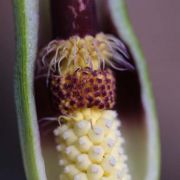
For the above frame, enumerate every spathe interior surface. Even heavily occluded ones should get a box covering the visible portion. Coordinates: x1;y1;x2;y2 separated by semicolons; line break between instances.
35;1;149;180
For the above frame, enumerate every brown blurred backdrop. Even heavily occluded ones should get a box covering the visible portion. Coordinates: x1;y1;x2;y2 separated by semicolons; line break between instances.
0;0;180;179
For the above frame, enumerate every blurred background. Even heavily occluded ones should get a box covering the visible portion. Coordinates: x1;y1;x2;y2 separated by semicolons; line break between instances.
0;0;179;179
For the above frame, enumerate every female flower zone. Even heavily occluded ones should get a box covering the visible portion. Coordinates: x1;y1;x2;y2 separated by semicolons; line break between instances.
38;33;133;180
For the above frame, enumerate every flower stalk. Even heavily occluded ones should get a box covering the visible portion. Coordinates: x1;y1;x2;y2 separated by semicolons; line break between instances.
50;0;98;38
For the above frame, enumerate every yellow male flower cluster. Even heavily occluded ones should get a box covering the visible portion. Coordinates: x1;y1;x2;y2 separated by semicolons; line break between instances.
54;109;130;180
40;33;131;180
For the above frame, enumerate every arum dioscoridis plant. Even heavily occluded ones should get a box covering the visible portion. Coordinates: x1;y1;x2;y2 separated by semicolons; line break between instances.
14;0;160;180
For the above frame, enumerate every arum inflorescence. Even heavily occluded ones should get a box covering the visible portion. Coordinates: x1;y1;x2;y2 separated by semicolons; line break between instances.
39;33;132;180
14;0;160;179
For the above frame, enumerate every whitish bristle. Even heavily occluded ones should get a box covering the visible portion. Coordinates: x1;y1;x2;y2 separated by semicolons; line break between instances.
38;33;133;78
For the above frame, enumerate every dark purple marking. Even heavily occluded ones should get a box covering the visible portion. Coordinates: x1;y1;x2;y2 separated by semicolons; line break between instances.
89;78;94;83
105;103;110;108
104;97;109;102
65;92;71;97
102;91;107;97
92;71;97;76
94;99;100;106
66;75;72;80
93;85;98;91
73;91;80;96
63;83;69;89
82;71;89;75
106;79;111;83
100;85;105;90
85;87;91;93
78;96;83;100
87;103;92;108
70;100;76;105
97;78;102;83
58;91;63;97
72;77;78;83
78;102;85;107
94;92;101;97
107;85;111;90
87;96;93;102
99;103;105;109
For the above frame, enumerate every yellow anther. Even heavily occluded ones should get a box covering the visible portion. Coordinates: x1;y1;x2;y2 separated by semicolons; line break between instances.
74;120;91;136
87;164;104;180
88;146;104;163
74;173;88;180
63;129;77;145
85;35;94;42
102;156;117;175
76;154;91;171
56;144;65;152
65;146;80;161
58;159;69;166
88;126;104;144
64;164;80;178
53;124;68;136
77;136;92;152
